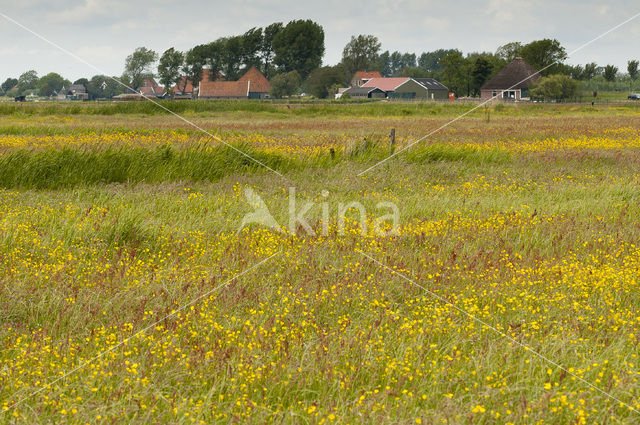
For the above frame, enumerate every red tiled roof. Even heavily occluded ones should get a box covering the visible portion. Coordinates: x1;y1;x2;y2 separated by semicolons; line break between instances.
139;77;163;94
362;78;409;91
237;66;271;93
355;71;382;79
199;80;249;98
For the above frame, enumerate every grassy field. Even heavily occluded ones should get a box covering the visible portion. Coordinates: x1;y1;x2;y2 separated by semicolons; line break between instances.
1;100;640;424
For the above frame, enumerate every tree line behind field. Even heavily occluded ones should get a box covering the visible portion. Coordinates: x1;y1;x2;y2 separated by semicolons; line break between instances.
2;20;639;100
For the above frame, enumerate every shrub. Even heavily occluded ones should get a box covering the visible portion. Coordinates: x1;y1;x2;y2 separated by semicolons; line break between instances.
531;74;578;101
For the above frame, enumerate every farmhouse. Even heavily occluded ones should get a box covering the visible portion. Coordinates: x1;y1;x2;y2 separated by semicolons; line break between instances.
199;66;271;99
57;84;88;101
350;71;382;87
480;57;539;100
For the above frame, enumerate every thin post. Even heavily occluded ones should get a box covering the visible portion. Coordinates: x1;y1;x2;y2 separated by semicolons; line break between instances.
389;128;396;155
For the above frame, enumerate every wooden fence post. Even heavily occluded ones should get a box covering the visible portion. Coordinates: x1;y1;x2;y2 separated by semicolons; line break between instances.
389;128;396;155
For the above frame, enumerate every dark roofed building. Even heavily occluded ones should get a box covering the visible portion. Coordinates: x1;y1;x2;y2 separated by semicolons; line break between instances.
362;77;449;100
414;78;449;100
343;86;386;99
480;57;539;100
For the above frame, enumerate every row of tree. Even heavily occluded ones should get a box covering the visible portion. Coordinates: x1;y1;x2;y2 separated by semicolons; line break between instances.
335;37;639;97
2;23;639;99
124;20;325;94
1;19;326;98
1;71;129;99
269;36;639;98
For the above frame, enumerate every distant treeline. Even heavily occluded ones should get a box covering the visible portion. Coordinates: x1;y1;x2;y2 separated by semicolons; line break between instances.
2;21;639;99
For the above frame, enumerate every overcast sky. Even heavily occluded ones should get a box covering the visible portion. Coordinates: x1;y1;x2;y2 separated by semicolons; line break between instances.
1;0;639;81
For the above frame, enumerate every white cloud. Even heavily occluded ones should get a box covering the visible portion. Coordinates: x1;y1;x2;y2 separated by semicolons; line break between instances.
47;0;125;23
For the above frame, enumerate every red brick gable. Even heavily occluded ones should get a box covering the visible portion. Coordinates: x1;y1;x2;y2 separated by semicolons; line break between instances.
237;66;271;93
355;71;382;79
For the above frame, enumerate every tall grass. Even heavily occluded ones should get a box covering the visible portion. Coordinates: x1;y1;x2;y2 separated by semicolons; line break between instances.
0;142;512;189
0;144;295;189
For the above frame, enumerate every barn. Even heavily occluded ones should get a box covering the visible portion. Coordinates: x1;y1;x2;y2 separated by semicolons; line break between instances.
414;78;449;100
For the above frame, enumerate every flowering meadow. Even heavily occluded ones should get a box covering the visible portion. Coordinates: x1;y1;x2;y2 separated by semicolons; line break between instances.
1;101;640;424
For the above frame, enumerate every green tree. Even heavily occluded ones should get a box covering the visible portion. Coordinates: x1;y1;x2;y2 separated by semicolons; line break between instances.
628;60;639;88
401;67;430;78
17;70;38;95
341;34;381;77
1;77;18;95
583;62;599;80
471;57;493;96
199;39;227;81
603;64;618;82
123;47;158;91
87;75;107;99
261;22;283;77
86;75;123;99
185;45;208;89
304;65;345;98
401;53;417;69
439;52;467;95
378;51;391;76
73;78;89;87
158;48;184;94
221;36;245;80
36;72;66;97
495;42;522;62
567;65;584;80
389;51;403;76
241;27;263;70
418;49;459;73
520;39;567;75
273;20;325;78
270;70;301;98
530;74;578;100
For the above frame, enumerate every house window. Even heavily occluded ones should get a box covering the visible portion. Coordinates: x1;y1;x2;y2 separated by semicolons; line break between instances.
492;91;498;98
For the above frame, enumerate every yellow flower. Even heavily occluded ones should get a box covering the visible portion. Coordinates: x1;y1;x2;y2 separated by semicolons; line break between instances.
472;405;486;413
